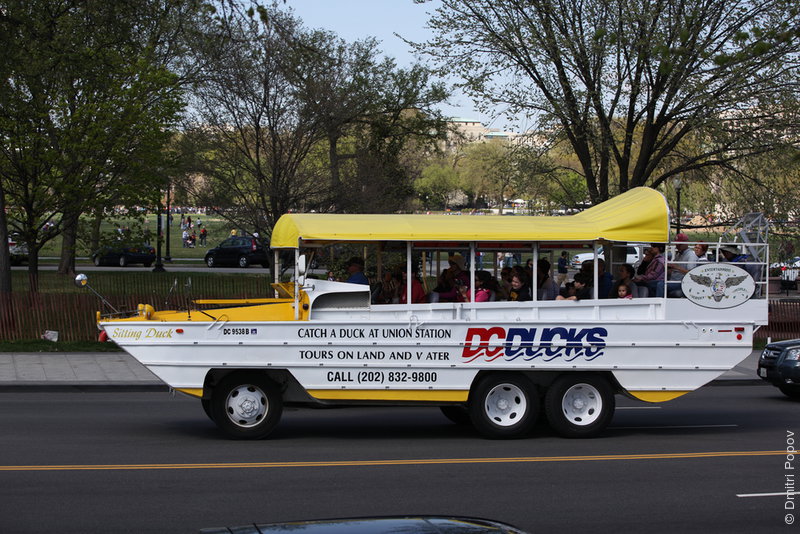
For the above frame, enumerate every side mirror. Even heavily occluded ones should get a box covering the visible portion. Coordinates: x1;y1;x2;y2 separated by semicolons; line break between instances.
74;273;88;288
297;254;307;276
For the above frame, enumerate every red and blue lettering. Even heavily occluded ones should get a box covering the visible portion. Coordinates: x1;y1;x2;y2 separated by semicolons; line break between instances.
462;326;607;363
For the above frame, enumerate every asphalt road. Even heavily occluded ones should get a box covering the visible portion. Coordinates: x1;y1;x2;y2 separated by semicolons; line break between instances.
0;384;797;534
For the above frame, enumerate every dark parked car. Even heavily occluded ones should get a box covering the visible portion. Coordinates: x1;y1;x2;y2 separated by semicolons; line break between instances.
92;243;156;267
757;339;800;398
8;236;28;265
199;516;529;534
204;235;269;268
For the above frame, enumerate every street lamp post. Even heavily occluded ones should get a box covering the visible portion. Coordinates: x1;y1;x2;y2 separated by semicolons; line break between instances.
152;200;165;272
673;177;683;234
164;184;171;263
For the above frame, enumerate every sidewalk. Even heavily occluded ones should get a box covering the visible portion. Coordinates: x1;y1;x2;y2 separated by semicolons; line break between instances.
0;349;763;389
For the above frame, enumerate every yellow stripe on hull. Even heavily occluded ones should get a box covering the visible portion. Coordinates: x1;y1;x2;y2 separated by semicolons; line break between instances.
307;389;469;402
175;388;204;399
627;390;690;402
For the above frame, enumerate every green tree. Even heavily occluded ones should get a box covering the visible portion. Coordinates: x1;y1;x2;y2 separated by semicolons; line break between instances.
415;161;460;209
416;0;800;204
0;0;198;289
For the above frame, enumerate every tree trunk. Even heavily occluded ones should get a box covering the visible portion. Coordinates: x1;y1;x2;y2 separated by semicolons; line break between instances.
57;210;80;275
328;132;341;208
90;210;102;253
0;185;11;294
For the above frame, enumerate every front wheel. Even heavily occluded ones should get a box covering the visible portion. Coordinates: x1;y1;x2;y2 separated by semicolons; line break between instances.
778;385;800;399
469;373;538;439
119;255;128;267
93;256;102;267
205;256;215;268
210;372;283;439
545;374;615;438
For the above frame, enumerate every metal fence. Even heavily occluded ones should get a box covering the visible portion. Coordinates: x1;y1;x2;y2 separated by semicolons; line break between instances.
1;273;275;342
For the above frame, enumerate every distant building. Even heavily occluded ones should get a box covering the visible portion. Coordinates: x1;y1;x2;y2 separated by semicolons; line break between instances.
444;118;545;151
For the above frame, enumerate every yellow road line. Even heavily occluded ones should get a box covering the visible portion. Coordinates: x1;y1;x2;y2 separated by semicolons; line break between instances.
0;450;784;472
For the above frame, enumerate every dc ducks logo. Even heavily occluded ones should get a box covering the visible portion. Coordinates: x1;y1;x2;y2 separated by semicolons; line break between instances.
462;326;608;363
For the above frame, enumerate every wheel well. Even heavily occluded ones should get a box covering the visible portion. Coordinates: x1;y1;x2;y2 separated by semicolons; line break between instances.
468;370;622;401
202;368;311;403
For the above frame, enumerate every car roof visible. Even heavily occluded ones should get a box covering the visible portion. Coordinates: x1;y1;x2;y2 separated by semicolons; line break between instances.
199;516;528;534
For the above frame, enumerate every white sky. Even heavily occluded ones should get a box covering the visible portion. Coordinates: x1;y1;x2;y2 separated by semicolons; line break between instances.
286;0;491;124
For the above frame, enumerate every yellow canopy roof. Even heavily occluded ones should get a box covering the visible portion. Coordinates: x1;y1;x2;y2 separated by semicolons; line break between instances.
270;187;669;249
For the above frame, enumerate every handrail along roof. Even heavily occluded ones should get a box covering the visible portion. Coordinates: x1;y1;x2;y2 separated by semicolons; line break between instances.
270;187;669;249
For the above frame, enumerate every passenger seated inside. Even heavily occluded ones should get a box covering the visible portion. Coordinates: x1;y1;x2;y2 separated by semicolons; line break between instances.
613;281;633;299
345;257;369;285
508;271;532;301
475;270;501;302
610;263;637;298
580;258;612;299
557;272;592;300
660;233;698;297
633;244;665;296
399;267;426;304
536;258;559;300
429;254;469;302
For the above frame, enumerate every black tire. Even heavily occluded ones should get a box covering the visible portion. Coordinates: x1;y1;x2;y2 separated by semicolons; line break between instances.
469;373;539;439
93;256;102;267
205;256;215;268
210;372;282;439
545;374;615;438
238;255;250;268
440;405;471;426
119;255;128;267
778;385;800;399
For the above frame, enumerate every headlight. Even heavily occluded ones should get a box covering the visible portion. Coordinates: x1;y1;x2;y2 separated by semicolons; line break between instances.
785;348;800;361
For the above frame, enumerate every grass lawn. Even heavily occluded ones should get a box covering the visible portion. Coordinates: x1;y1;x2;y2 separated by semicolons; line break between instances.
37;213;240;262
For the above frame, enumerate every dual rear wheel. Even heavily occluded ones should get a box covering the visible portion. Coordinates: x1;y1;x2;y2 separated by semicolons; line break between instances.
466;373;615;439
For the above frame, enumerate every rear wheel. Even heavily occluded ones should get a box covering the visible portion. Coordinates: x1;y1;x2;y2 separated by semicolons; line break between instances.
778;385;800;399
119;255;128;267
545;374;615;438
469;373;538;439
238;255;250;268
210;372;283;439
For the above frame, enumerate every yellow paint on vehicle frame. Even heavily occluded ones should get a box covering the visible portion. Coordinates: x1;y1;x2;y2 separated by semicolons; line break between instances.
175;388;204;398
627;390;690;402
307;389;469;402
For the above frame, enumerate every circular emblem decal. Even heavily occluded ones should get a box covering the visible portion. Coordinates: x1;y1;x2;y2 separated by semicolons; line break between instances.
681;263;755;309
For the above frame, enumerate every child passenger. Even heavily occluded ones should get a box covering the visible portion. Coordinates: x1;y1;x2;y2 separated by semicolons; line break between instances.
616;283;633;299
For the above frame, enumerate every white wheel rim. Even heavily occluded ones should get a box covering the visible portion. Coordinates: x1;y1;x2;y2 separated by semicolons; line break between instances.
225;384;268;428
484;383;527;427
561;383;602;426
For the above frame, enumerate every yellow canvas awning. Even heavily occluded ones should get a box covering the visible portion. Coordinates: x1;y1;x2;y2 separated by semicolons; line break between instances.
270;187;669;249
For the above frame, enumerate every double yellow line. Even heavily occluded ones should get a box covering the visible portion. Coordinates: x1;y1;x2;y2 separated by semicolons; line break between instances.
0;450;784;472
